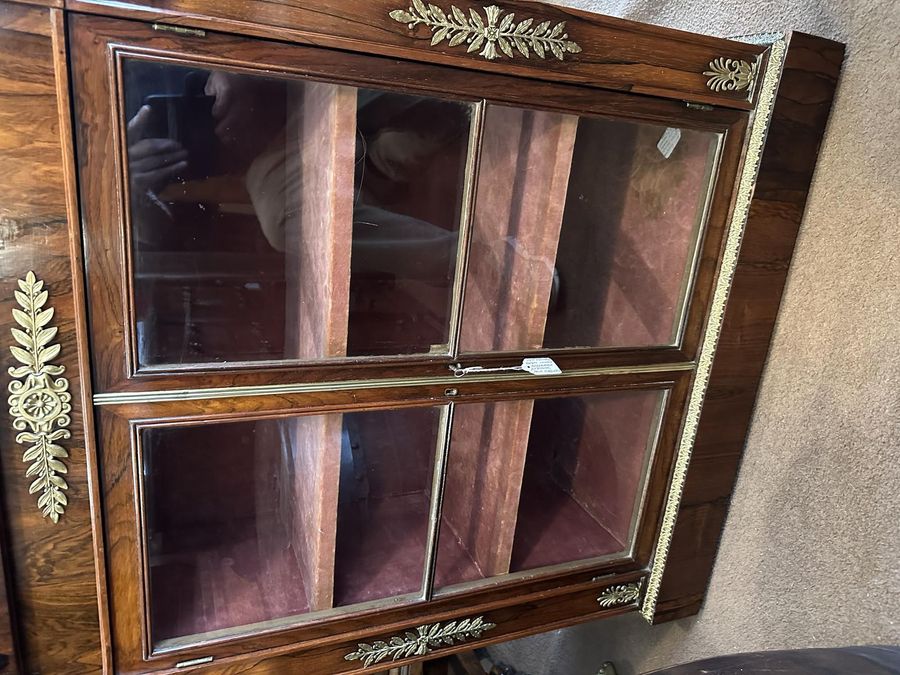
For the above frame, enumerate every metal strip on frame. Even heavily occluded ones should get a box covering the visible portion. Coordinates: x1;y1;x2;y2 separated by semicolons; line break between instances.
421;403;455;600
447;101;485;358
640;34;789;621
92;362;695;406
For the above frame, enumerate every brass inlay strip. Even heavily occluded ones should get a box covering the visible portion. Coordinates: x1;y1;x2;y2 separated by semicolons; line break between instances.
7;272;72;523
447;100;484;358
421;404;455;601
174;656;213;668
92;362;695;406
641;35;788;622
389;3;582;61
151;23;207;38
344;615;496;667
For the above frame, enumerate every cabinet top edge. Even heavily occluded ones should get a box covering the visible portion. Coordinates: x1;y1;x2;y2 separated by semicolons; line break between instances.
62;0;768;110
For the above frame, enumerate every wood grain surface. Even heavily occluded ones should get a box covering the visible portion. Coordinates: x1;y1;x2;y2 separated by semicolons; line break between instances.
652;31;846;623
0;3;105;672
64;0;765;109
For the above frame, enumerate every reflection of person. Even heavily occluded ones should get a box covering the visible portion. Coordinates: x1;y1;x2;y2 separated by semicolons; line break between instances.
127;67;467;288
127;62;472;361
126;70;286;201
127;106;187;195
203;71;287;171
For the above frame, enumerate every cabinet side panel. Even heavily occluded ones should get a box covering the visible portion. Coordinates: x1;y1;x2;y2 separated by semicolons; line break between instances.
0;2;104;671
653;32;845;622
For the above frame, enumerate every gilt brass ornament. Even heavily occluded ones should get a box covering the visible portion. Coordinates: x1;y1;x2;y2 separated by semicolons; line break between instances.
597;581;642;608
704;57;757;92
345;616;496;667
390;2;582;61
7;272;71;523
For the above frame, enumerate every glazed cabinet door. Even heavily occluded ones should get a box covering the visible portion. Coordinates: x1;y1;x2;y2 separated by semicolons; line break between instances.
117;406;449;649
68;11;750;674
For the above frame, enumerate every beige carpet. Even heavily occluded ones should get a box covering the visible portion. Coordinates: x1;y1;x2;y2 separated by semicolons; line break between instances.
488;0;900;673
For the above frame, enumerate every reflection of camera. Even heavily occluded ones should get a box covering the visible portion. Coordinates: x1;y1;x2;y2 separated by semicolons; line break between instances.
142;93;218;179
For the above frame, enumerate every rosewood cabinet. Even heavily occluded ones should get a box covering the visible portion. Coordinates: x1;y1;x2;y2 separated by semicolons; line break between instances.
0;1;843;673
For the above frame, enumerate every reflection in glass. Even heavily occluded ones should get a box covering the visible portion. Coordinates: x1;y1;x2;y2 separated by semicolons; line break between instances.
143;407;441;645
460;106;720;352
435;390;664;590
122;59;472;367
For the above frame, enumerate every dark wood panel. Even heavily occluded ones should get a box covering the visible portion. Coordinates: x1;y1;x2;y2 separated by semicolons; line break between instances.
0;501;20;674
156;573;646;675
652;31;845;623
65;0;764;109
0;2;105;671
3;0;61;10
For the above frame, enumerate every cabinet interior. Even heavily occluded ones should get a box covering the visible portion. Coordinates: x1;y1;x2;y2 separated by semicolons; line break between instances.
143;407;443;644
436;389;664;590
121;55;720;374
125;58;472;369
142;388;665;644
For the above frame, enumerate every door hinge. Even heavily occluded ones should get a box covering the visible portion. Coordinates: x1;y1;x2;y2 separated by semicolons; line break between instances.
152;23;207;38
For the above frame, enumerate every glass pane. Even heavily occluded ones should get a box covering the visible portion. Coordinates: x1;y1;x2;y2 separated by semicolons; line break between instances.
333;408;441;607
142;406;442;645
122;58;472;367
435;390;664;591
460;105;720;352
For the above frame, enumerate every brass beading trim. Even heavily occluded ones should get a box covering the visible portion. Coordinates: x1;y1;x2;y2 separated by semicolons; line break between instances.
641;35;789;621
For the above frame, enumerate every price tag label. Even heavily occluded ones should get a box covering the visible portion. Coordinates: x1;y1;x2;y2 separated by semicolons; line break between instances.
657;127;682;159
521;357;562;376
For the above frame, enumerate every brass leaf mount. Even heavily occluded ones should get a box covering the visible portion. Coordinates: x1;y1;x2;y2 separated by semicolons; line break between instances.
704;57;757;93
7;271;71;523
345;616;496;667
597;580;643;608
390;2;582;61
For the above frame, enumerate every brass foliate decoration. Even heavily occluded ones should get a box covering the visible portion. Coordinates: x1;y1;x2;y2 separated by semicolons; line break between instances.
597;581;643;608
345;616;496;667
704;57;757;93
7;272;71;523
389;2;582;61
